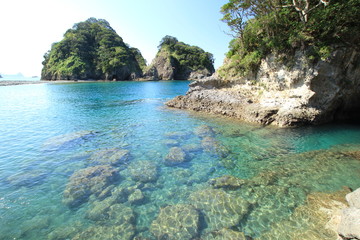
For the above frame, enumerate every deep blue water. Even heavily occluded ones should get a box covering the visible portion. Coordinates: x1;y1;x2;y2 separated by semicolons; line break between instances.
0;81;360;239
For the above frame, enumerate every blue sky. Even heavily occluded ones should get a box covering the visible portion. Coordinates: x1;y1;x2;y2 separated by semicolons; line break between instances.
0;0;232;76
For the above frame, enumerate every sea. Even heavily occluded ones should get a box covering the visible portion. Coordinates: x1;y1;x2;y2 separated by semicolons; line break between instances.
0;80;359;239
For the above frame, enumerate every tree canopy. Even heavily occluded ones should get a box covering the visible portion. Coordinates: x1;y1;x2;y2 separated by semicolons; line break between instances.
41;18;146;80
219;0;360;77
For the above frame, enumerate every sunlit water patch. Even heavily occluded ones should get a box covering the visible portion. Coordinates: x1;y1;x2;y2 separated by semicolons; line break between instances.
0;81;360;239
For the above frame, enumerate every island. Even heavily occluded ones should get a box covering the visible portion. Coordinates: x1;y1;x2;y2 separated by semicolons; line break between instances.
41;19;215;81
41;18;146;81
142;35;215;80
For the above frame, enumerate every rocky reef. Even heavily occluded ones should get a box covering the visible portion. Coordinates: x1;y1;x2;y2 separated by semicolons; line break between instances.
167;47;360;126
142;36;215;80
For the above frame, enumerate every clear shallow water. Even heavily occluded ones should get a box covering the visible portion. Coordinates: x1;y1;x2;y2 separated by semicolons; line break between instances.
0;81;359;239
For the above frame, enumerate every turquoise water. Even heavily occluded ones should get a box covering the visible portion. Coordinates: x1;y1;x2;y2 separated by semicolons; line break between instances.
0;81;360;240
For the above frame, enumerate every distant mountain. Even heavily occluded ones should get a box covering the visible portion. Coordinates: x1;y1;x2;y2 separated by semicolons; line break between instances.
41;18;146;81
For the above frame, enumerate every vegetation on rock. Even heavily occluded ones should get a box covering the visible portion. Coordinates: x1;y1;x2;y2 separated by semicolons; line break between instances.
41;18;146;80
218;0;360;79
145;35;215;80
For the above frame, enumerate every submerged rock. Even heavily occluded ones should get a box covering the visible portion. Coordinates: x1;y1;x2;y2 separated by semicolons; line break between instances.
89;148;130;166
150;204;200;240
129;160;159;183
202;228;247;240
72;224;135;240
201;137;230;158
164;147;187;166
6;170;47;187
209;175;246;190
194;125;215;138
63;165;119;207
43;130;95;150
258;188;350;240
128;189;145;205
189;188;249;232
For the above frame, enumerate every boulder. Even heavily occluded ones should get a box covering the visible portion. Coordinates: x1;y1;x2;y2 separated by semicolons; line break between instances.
338;208;360;240
63;165;119;207
150;204;200;240
7;170;47;187
345;187;360;208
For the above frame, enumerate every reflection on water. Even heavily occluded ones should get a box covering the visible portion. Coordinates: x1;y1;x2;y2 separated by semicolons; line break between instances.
0;81;360;239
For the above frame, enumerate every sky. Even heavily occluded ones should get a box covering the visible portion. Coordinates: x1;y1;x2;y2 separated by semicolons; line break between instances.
0;0;233;77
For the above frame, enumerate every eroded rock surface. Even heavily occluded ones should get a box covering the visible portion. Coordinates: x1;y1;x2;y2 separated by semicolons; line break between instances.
167;48;360;126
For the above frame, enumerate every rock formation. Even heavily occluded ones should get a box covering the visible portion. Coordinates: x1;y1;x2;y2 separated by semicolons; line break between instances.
167;47;360;126
143;35;215;80
338;187;360;239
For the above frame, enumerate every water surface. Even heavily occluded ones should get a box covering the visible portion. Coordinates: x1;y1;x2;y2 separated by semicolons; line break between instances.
0;81;359;239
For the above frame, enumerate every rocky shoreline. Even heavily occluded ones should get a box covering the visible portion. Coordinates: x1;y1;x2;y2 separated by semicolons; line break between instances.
167;47;360;127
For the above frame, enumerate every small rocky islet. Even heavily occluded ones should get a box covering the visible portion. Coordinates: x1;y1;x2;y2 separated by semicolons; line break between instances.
38;125;360;240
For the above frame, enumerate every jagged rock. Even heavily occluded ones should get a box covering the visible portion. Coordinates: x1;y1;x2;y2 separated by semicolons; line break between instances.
129;160;158;183
164;147;187;166
150;204;200;240
167;47;360;126
209;175;246;190
346;188;360;208
338;208;360;240
202;228;246;240
189;188;249;232
63;165;119;207
128;189;145;205
89;148;130;166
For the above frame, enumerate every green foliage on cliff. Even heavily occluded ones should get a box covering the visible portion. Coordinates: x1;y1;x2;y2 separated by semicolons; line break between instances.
42;18;146;80
219;0;360;79
158;35;215;75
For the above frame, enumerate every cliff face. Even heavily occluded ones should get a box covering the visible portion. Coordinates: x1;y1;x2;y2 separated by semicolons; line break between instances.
166;47;360;126
41;18;145;81
143;36;215;80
